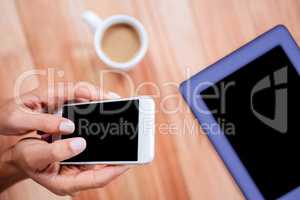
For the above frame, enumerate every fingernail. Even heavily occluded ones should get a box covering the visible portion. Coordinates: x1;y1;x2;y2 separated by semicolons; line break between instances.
107;91;121;99
59;120;75;133
70;138;86;153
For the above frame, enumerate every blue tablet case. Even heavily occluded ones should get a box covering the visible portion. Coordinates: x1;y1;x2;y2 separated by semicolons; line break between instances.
180;25;300;200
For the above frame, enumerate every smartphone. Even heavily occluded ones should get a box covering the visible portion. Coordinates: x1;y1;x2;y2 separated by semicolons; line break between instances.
52;96;155;165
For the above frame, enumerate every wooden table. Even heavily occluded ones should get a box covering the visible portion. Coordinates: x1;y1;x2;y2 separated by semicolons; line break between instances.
1;0;300;199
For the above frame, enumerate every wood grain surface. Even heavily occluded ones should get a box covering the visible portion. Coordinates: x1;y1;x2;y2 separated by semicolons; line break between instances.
0;0;300;199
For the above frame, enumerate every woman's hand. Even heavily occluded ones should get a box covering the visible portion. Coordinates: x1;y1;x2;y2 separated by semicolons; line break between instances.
0;82;113;136
0;81;127;195
5;137;129;196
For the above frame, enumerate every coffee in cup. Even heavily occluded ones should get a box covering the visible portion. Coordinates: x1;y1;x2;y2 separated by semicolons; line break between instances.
101;23;141;63
82;11;148;71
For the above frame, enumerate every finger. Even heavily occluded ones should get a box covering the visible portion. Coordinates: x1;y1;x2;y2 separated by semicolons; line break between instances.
47;137;86;163
22;83;120;113
20;94;44;111
79;164;106;171
73;82;103;101
62;165;130;193
39;82;104;110
74;84;120;101
75;90;121;103
32;137;86;168
21;111;75;135
22;82;99;112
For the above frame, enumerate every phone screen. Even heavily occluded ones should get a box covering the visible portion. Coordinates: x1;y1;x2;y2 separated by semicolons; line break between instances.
61;100;139;162
201;46;300;199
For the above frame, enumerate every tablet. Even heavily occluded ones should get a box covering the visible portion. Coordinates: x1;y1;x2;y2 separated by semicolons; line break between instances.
180;25;300;200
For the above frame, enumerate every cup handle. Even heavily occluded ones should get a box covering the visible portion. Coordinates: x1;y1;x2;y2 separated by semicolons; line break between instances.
82;10;103;32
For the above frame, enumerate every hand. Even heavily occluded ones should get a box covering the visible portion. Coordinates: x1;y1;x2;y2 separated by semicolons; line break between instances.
0;82;113;136
6;137;129;196
0;81;126;194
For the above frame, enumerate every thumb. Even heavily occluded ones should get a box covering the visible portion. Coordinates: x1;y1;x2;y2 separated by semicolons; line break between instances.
21;111;75;135
31;137;86;169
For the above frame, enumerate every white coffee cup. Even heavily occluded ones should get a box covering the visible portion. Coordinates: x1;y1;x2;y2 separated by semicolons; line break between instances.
82;10;149;71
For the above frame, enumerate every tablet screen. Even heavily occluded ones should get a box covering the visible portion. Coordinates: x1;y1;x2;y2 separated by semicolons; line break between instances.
201;46;300;199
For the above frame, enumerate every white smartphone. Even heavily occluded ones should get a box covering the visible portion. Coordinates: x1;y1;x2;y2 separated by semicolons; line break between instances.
52;96;155;165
